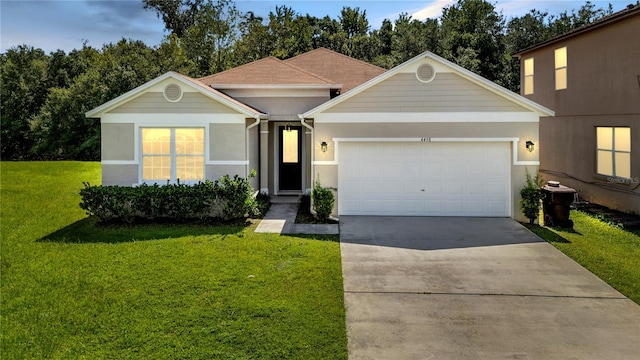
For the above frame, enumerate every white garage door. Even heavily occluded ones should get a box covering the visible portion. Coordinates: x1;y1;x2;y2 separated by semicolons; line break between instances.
338;142;510;216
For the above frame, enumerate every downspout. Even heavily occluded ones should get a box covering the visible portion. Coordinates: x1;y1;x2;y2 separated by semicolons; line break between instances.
298;114;314;194
246;113;266;180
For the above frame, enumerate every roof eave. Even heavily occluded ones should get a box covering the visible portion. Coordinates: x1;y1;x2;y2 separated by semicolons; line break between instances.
209;84;342;90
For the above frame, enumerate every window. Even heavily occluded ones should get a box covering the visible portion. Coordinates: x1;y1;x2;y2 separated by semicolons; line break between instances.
282;128;299;163
596;127;631;178
523;58;534;95
142;128;205;182
555;47;567;90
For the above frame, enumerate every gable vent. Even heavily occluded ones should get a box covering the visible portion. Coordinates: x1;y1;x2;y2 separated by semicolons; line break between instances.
416;64;436;83
163;84;183;102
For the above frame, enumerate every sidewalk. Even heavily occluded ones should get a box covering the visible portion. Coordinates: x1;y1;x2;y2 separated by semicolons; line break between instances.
254;196;339;235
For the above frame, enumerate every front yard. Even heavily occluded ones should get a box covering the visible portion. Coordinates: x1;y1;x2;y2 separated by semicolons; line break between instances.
525;211;640;304
0;162;347;359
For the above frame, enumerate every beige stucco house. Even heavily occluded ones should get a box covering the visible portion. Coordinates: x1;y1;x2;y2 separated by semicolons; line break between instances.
86;48;553;221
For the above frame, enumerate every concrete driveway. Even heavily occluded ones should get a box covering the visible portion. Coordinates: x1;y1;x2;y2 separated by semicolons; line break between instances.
340;216;640;360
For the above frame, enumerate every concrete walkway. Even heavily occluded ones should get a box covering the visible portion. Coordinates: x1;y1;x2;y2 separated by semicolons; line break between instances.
340;216;640;360
254;196;339;235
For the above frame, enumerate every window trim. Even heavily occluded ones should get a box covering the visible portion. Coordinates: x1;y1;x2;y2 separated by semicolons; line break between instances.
554;47;567;90
523;57;534;95
596;126;631;179
140;127;206;184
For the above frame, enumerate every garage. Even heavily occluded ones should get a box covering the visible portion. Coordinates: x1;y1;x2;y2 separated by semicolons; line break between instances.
338;141;511;216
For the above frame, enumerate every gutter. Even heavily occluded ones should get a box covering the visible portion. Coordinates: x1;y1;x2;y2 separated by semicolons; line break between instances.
298;114;316;214
246;113;269;178
298;114;314;191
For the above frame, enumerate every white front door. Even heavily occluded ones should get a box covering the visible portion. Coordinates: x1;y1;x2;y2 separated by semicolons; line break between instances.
338;142;510;216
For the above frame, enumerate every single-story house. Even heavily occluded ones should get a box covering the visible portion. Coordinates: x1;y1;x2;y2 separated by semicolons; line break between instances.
86;48;553;221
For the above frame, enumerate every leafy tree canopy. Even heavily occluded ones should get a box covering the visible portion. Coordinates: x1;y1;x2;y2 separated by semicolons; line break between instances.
0;0;612;160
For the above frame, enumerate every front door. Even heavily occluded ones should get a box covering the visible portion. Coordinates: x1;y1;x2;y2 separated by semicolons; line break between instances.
279;126;302;191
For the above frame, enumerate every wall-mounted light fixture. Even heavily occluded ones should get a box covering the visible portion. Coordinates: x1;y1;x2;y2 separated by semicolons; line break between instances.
320;141;328;153
526;140;535;152
285;124;292;132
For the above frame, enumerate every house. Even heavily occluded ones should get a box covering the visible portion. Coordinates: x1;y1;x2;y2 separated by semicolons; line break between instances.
514;4;640;214
86;48;553;221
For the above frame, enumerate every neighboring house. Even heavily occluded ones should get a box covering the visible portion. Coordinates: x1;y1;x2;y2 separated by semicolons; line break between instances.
515;4;640;214
86;48;553;221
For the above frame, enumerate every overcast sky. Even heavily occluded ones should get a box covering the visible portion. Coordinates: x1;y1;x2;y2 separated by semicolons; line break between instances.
0;0;631;53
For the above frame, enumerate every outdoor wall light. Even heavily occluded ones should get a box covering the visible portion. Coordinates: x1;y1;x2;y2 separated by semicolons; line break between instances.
320;141;328;153
285;124;292;132
526;140;535;152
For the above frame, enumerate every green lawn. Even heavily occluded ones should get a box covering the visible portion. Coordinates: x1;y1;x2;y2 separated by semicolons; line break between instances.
525;211;640;304
1;162;347;359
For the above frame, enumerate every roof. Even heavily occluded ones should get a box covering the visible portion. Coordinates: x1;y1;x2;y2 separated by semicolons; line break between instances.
198;56;341;89
302;50;555;118
515;3;640;56
85;72;266;118
284;48;386;92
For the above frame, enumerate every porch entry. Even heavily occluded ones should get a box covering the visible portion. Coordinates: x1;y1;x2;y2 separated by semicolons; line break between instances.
278;125;302;191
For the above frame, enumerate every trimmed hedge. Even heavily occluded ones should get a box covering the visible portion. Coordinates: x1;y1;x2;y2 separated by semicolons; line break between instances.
80;173;259;224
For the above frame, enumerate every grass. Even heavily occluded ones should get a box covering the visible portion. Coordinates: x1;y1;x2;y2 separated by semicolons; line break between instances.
1;162;347;359
524;210;640;304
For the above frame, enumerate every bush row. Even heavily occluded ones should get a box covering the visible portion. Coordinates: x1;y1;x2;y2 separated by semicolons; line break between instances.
80;173;260;224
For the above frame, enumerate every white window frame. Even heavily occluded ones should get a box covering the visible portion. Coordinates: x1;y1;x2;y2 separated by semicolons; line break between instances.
596;126;631;179
555;47;567;90
140;127;206;184
523;57;534;95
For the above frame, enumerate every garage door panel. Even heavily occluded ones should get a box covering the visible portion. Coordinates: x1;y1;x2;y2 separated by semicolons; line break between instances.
445;201;464;213
383;162;404;175
467;183;486;194
338;142;510;217
445;163;466;178
445;182;466;194
487;181;507;194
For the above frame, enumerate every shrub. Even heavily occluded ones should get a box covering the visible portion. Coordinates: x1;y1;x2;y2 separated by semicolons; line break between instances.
520;169;544;224
311;179;335;222
79;172;257;224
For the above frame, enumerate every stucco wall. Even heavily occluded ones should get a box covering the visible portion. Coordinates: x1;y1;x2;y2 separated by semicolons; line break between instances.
540;114;640;213
102;164;138;186
206;164;246;182
314;122;539;163
210;124;246;161
102;123;134;161
234;96;330;117
520;15;640;116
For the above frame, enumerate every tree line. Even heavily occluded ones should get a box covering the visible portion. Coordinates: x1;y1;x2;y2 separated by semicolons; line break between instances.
1;0;612;161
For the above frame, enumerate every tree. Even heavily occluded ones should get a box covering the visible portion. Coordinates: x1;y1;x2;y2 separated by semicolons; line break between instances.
309;15;346;53
30;40;164;160
181;0;240;75
143;0;204;37
233;11;271;64
0;46;50;159
338;7;375;60
266;6;313;59
440;0;506;84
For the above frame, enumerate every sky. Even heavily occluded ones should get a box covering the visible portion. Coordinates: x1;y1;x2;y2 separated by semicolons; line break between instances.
0;0;633;53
